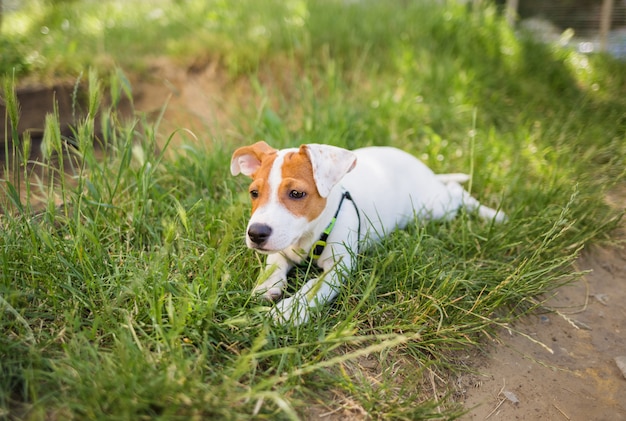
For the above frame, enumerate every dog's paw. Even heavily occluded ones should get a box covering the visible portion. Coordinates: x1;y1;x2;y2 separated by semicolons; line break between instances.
262;287;283;301
253;285;283;301
253;274;286;301
269;295;311;326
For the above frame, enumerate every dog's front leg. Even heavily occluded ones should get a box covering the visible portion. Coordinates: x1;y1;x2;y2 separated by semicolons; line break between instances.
271;254;352;326
253;253;292;301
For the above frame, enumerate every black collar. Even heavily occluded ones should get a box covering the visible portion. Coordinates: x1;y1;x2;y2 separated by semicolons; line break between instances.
309;191;360;260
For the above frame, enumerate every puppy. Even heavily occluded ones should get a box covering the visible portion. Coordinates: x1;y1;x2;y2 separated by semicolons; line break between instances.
231;141;505;325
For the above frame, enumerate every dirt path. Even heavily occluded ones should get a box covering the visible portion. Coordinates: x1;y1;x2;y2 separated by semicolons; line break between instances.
459;193;626;420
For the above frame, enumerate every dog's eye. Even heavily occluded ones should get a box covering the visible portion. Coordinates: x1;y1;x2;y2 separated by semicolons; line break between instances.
250;189;259;199
289;190;306;199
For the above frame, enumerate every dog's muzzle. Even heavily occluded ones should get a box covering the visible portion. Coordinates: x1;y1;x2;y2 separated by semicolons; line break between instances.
247;223;272;247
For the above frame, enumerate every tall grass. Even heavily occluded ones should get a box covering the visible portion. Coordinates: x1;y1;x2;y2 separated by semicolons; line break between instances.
1;0;625;419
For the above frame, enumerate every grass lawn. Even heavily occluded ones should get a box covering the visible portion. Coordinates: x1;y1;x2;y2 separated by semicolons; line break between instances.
1;0;625;419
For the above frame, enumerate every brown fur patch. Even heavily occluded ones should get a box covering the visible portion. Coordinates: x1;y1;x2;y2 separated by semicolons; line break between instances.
278;151;327;220
231;141;277;176
247;152;277;214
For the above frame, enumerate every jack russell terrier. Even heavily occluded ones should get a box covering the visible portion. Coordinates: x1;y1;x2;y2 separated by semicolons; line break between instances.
231;141;506;325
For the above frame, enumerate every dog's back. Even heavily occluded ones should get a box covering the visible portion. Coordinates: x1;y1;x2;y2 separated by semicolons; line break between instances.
341;147;461;235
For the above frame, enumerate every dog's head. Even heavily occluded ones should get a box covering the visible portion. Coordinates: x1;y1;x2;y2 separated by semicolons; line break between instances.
231;141;357;253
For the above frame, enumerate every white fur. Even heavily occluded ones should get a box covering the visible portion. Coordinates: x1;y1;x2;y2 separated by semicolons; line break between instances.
304;144;357;197
233;144;506;325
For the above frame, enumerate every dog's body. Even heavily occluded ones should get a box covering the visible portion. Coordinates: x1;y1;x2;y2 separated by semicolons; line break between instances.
231;141;505;325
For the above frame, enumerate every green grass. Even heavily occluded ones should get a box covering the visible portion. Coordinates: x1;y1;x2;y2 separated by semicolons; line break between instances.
2;0;626;419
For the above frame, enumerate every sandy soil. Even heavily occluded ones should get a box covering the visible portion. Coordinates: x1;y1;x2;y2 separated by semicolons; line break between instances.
3;59;625;420
459;231;626;421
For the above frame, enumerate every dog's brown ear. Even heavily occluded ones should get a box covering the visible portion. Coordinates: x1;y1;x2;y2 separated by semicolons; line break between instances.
301;144;357;197
231;141;276;176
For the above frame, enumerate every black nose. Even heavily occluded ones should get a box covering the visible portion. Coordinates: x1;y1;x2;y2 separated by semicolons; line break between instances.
247;223;272;245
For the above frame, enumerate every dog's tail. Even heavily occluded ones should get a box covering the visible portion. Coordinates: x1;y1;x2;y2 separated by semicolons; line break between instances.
436;173;470;184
